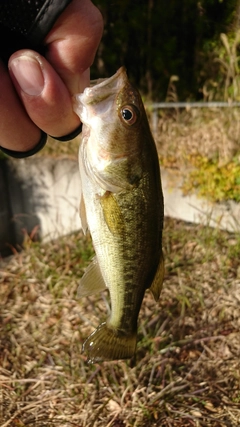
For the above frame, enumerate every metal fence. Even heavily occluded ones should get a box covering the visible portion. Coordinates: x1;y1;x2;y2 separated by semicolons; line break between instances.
149;101;240;135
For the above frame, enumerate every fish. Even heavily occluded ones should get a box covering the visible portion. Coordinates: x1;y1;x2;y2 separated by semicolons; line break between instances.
73;67;164;363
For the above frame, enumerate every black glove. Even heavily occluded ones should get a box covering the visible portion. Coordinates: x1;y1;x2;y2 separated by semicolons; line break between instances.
0;0;72;64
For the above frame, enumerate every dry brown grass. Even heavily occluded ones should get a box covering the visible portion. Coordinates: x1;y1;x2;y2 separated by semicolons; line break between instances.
155;107;240;167
0;218;240;427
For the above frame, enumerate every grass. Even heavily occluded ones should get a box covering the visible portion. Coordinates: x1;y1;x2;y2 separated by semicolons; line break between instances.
155;106;240;202
157;107;240;166
0;217;240;426
182;155;240;203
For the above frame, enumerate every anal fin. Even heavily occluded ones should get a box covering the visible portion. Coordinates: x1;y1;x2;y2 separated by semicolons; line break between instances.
77;257;107;297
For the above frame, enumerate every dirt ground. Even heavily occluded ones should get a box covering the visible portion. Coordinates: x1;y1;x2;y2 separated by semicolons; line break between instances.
0;217;239;427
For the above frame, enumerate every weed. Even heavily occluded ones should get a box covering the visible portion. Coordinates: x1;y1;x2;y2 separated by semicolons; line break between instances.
203;31;240;102
182;154;240;202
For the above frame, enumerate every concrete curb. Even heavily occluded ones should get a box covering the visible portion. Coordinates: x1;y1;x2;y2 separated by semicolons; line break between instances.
161;168;240;232
1;157;239;255
1;158;80;254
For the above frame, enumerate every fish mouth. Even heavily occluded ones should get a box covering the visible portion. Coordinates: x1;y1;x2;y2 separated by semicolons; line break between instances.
80;67;128;105
89;67;126;88
73;67;129;124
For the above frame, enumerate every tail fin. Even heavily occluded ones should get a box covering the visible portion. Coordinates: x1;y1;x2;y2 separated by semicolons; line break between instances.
82;322;137;363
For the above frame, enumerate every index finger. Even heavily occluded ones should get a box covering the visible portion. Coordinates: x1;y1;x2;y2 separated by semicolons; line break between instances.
44;0;103;94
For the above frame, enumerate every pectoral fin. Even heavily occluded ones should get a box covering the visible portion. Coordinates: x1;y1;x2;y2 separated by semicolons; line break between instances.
77;257;107;297
100;191;125;237
149;252;165;302
94;158;142;193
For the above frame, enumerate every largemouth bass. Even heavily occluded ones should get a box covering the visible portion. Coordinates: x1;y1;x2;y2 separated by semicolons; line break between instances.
73;67;164;363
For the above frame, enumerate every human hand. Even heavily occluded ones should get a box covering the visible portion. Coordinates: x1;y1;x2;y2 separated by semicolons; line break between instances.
0;0;103;155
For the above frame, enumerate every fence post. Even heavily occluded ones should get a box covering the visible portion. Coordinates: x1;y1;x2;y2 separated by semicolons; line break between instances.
152;108;158;138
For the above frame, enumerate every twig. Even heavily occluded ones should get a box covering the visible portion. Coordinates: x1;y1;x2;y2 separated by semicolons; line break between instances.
149;379;189;405
1;397;54;427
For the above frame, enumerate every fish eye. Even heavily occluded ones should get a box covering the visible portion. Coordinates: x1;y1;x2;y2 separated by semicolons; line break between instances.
121;105;138;125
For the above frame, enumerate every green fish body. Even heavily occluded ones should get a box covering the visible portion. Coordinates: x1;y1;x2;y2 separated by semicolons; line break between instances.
74;67;164;363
